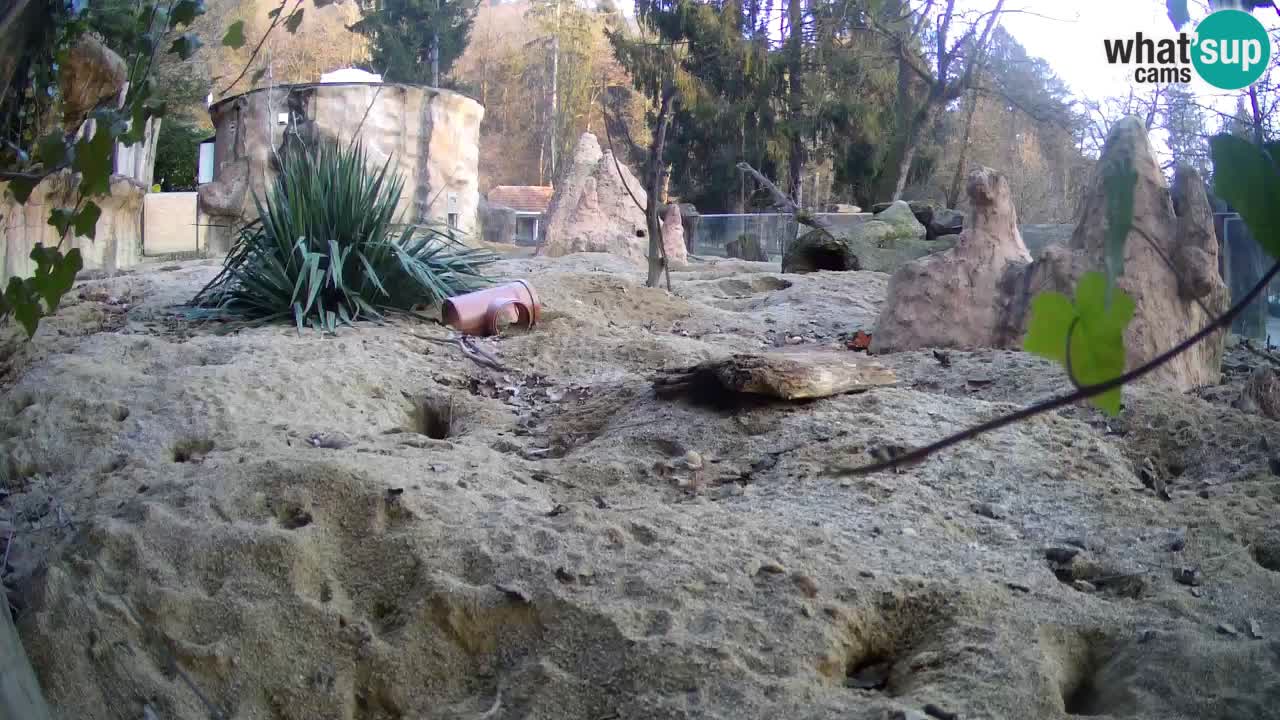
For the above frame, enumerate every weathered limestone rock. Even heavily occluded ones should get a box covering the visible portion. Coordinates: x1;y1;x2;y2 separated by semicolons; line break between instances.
203;83;483;243
872;117;1230;392
538;133;649;266
783;229;860;273
1;172;143;282
1025;118;1228;391
929;207;964;240
678;203;701;251
661;203;688;264
59;35;128;127
874;201;928;240
725;234;768;262
871;168;1031;353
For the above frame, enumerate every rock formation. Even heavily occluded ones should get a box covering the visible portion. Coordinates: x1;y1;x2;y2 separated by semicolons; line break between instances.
59;36;128;127
873;117;1229;392
661;203;688;264
783;228;861;273
871;168;1031;353
538;133;649;266
928;207;964;240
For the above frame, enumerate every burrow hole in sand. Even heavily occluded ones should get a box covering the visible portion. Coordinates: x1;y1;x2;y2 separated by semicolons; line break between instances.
407;393;467;439
1041;627;1118;717
834;592;955;695
172;438;215;463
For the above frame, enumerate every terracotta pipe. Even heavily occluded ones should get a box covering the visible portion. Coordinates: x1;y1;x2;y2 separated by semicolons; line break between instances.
442;280;540;336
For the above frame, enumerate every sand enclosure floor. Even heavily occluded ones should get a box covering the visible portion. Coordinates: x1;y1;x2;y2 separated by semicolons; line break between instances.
2;253;1280;719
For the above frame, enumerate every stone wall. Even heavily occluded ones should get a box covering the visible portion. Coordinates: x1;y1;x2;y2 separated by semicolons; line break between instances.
200;83;484;250
1;173;144;282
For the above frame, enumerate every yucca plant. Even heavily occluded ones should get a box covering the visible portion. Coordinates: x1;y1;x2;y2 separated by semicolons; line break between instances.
190;139;497;333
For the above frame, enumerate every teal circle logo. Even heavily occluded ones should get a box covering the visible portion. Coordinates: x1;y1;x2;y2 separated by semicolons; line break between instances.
1192;9;1271;90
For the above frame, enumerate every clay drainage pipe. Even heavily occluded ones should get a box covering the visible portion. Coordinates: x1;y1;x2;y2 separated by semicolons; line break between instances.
442;280;541;336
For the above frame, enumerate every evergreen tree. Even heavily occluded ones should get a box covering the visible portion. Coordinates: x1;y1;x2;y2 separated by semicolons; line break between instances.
350;0;479;85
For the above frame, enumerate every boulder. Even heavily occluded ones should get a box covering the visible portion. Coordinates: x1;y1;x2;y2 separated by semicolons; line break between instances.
1025;119;1228;391
59;35;128;127
875;201;928;239
928;207;964;240
479;198;517;244
782;228;860;273
1020;224;1074;257
661;203;688;264
678;203;701;252
871;168;1032;353
873;200;935;229
872;116;1230;393
725;234;768;262
538;133;649;266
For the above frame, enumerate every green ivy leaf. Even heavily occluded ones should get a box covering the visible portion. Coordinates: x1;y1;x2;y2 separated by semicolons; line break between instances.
29;245;84;313
1102;155;1136;292
36;131;71;168
1210;134;1280;259
169;0;206;28
1166;0;1190;29
1024;272;1135;416
222;20;246;49
284;8;304;33
170;32;203;59
72;122;115;197
268;5;282;19
3;277;42;338
74;202;101;240
7;175;39;203
48;207;76;237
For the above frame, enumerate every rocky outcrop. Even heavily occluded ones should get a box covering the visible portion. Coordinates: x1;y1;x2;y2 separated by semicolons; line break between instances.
873;117;1229;392
1025;119;1228;391
783;228;860;273
871;201;928;240
678;203;701;252
1;172;144;282
538;133;649;266
799;201;950;274
929;206;964;240
661;203;688;264
871;168;1031;353
59;36;128;127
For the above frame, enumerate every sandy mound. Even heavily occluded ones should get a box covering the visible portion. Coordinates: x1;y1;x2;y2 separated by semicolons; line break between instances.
2;256;1280;720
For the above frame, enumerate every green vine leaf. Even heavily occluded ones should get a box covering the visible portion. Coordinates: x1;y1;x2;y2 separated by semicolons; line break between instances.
170;32;203;59
285;8;305;33
1024;272;1135;416
222;20;246;49
29;245;84;313
36;131;70;168
72;122;115;197
1210;134;1280;259
3;277;42;338
48;207;76;237
6;176;40;203
74;202;102;240
169;0;206;28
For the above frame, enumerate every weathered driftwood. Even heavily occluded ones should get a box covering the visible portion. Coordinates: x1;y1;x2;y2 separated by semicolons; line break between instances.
654;352;897;401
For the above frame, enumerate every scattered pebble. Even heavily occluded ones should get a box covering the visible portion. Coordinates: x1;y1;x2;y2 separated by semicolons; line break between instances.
923;704;959;720
1217;622;1240;637
758;561;787;575
901;528;918;538
1072;580;1096;593
1173;566;1203;587
1190;587;1204;598
1044;546;1081;564
1006;582;1031;594
971;502;1005;520
792;572;819;598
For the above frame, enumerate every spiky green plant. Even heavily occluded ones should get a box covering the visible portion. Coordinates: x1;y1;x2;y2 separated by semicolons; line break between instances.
190;140;497;333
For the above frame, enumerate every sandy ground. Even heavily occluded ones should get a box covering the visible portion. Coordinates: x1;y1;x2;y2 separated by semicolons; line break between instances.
2;252;1280;720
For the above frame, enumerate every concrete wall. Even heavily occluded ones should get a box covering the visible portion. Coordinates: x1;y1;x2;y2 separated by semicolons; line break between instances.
200;82;484;247
142;191;205;255
1;173;144;282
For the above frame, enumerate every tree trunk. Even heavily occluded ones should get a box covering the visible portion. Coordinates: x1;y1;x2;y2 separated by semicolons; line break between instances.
946;88;979;208
646;87;675;288
786;0;804;206
548;0;561;181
